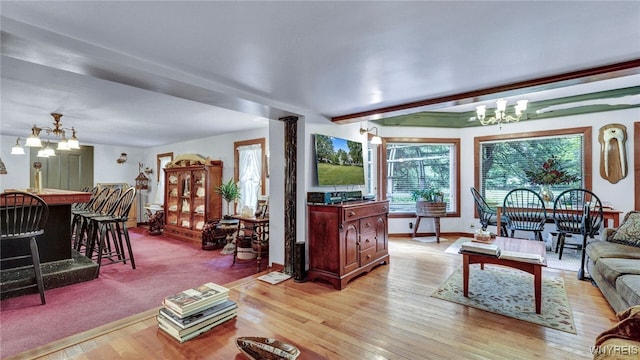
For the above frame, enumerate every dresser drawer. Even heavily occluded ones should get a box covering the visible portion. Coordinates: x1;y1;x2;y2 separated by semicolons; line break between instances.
359;231;376;250
359;216;379;234
360;246;377;266
343;203;388;222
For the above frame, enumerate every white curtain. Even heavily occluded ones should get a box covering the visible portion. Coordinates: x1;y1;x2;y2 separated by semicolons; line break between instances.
238;144;262;213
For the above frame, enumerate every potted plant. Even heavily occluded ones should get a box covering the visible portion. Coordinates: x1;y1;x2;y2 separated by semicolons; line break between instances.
215;178;241;217
524;155;579;202
411;188;446;217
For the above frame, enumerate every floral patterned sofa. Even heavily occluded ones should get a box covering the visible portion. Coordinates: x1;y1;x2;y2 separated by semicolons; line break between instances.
586;211;640;313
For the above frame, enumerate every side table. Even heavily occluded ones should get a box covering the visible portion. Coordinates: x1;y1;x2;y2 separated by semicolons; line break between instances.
412;215;441;243
232;216;269;272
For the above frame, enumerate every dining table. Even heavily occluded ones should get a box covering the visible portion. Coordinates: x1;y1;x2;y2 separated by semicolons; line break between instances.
495;205;621;280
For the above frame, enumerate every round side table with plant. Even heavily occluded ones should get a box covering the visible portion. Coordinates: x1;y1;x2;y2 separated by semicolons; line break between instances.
411;187;446;242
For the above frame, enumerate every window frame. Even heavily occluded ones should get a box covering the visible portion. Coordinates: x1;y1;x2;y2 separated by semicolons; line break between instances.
380;137;461;218
473;127;593;217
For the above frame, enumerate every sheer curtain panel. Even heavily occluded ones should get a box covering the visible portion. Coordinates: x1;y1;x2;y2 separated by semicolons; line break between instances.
238;144;262;213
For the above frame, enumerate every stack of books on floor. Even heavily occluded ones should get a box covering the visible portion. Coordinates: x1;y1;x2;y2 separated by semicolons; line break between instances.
157;282;238;343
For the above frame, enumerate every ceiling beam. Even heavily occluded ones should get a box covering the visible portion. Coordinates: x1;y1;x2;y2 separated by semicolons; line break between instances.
331;59;640;124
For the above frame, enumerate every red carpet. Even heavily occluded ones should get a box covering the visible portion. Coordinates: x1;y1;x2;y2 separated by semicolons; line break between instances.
0;227;261;358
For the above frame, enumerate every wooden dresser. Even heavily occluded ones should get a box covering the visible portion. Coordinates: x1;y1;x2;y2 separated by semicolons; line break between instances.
307;200;389;290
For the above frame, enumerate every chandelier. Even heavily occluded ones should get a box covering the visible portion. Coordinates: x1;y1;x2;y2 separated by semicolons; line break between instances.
11;113;80;157
475;99;528;128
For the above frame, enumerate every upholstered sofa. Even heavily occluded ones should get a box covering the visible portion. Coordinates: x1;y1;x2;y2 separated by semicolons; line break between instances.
586;211;640;313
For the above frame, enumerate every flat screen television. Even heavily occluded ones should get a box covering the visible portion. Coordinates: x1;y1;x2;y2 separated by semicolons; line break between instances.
314;134;365;186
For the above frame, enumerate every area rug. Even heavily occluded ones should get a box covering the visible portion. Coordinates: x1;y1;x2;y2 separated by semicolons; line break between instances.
444;237;581;272
432;266;576;334
412;236;450;243
0;227;262;358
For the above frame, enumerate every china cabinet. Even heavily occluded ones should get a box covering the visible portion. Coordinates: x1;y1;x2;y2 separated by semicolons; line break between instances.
163;159;223;243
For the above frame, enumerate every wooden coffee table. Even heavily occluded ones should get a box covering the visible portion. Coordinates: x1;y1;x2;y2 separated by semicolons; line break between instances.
461;237;547;314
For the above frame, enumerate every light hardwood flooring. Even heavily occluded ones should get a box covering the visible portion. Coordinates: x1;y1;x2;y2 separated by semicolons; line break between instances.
9;236;617;360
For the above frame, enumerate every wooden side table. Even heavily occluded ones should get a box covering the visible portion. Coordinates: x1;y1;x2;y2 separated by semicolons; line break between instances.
412;215;441;243
232;216;269;272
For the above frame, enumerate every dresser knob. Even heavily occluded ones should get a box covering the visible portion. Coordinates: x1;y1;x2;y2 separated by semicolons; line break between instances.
348;211;355;217
365;222;371;228
382;206;387;210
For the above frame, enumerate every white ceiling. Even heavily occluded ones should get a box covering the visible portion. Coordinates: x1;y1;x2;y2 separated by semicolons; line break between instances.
1;1;639;147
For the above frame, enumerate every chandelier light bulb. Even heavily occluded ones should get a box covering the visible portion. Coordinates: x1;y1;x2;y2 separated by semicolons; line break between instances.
57;139;70;151
67;128;80;149
43;144;56;157
25;126;43;147
475;105;486;121
11;138;26;155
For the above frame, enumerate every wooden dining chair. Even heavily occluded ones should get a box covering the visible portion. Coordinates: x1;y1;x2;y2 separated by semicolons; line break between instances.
470;187;507;236
0;191;49;304
553;188;603;280
502;188;547;241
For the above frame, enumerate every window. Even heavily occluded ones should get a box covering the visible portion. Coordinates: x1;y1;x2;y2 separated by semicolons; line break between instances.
474;127;592;205
234;138;266;213
382;138;460;214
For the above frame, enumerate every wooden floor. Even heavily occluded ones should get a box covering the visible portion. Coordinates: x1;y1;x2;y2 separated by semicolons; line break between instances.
9;236;617;360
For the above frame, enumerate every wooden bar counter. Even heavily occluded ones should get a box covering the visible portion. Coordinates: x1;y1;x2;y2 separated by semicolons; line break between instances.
2;188;91;267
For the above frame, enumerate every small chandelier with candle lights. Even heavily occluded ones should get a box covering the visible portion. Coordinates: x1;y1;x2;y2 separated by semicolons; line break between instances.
475;99;528;128
13;113;80;157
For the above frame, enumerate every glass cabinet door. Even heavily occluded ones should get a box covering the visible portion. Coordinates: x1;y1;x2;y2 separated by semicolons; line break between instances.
178;172;191;228
192;170;206;231
165;172;179;226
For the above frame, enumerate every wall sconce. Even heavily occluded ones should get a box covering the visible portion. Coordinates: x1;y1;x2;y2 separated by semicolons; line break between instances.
144;166;153;175
0;158;7;174
359;126;382;145
116;153;128;164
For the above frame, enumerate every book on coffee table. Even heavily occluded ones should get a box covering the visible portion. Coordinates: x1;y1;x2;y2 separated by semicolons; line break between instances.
460;241;500;256
498;250;544;264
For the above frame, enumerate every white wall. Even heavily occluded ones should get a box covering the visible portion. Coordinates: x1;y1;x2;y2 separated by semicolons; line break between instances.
142;128;269;211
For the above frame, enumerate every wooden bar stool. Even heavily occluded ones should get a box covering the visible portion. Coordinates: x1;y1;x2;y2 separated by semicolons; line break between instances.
0;191;49;304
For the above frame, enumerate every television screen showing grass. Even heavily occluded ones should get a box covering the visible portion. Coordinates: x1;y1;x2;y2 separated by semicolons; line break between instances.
314;134;365;186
